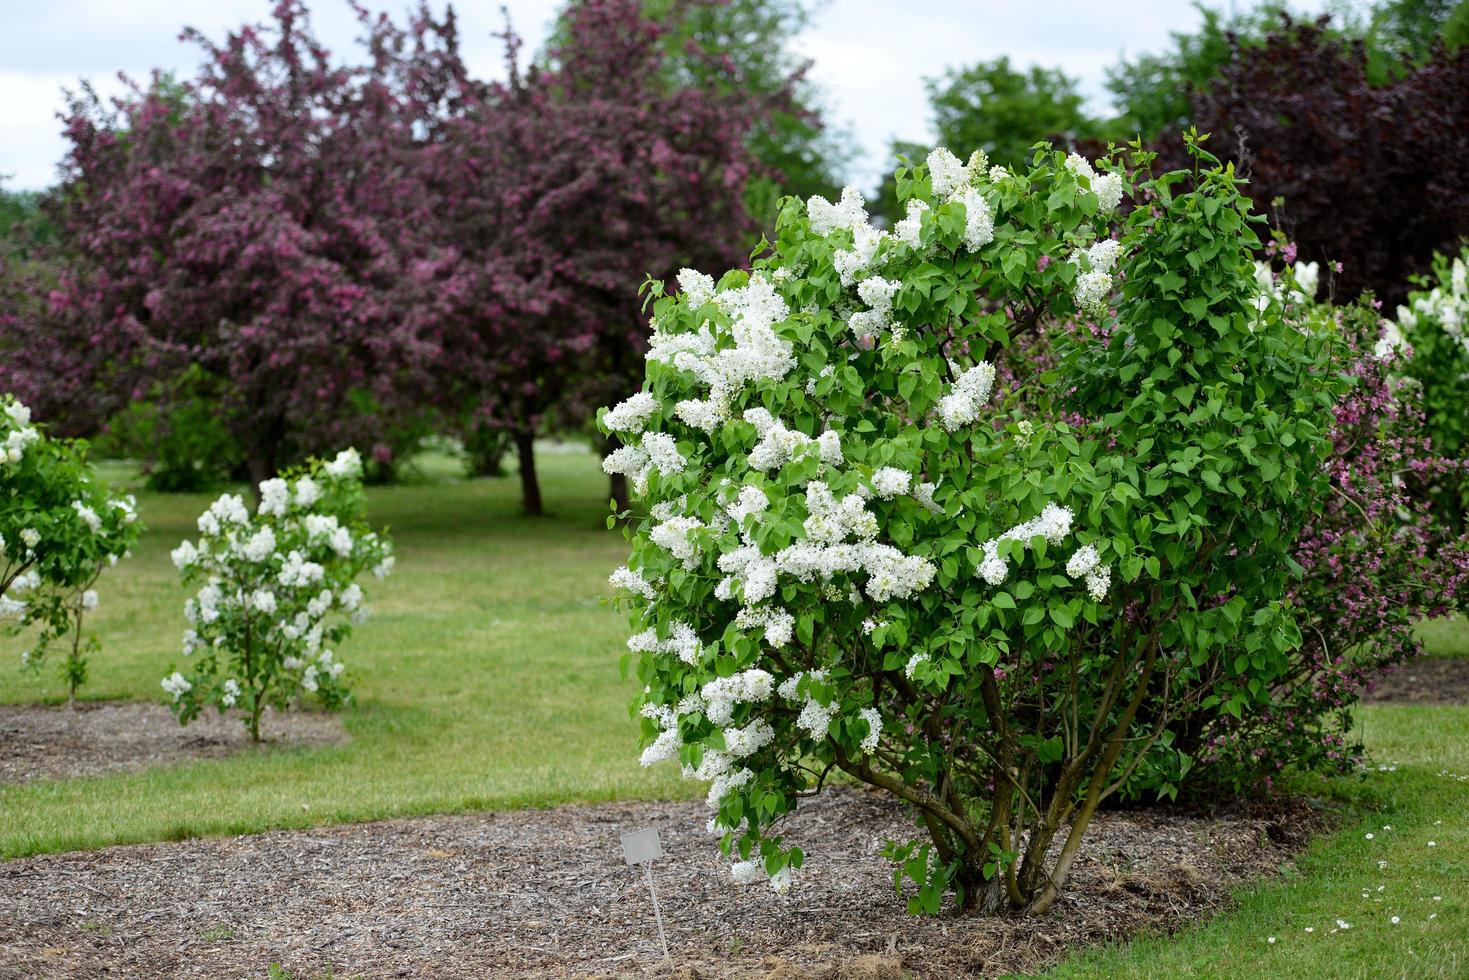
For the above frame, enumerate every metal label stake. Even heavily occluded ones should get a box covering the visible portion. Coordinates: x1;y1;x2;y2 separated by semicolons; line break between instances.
621;828;671;969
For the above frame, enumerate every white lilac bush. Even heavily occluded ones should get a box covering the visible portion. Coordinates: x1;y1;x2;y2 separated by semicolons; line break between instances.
1386;247;1469;527
601;137;1336;915
1;395;139;698
165;448;393;742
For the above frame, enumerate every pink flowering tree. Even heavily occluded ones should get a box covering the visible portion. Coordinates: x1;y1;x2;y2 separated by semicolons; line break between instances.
408;0;781;514
602;138;1339;914
20;2;433;485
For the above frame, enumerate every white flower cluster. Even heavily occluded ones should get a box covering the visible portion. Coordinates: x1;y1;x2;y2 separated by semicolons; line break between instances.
977;504;1112;602
1073;238;1124;317
1393;252;1469;358
603;391;660;435
165;449;392;711
744;407;842;472
1063;544;1112;602
627;620;703;665
602;431;689;495
926;149;995;252
2;400;39;465
645;274;796;419
1063;153;1124;213
937;361;998;430
1252;260;1321;312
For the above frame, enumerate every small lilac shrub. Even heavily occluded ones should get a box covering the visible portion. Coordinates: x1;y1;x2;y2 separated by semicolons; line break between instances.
165;448;393;742
0;395;139;699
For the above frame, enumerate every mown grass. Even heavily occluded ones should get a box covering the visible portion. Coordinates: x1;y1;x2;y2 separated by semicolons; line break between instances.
0;448;689;858
1039;687;1469;978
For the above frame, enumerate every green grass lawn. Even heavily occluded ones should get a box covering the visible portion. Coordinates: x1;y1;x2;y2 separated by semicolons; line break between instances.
1;448;687;858
3;450;1465;977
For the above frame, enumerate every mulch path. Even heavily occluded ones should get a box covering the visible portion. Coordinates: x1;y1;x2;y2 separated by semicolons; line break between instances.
0;701;345;784
0;786;1330;979
1363;656;1469;705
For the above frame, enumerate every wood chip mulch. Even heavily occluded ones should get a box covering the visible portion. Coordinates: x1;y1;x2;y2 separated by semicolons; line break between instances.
0;701;345;785
0;786;1331;979
1363;656;1469;705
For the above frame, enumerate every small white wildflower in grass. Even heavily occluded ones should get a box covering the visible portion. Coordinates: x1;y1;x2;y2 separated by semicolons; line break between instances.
1427;841;1437;847
1336;919;1352;930
1365;833;1374;840
1267;937;1276;945
1304;927;1314;933
1391;916;1401;925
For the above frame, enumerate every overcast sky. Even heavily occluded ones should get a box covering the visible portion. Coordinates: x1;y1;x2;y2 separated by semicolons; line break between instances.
0;0;1329;192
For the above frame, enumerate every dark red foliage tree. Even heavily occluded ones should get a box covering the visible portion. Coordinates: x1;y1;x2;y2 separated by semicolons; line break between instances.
408;0;784;514
1178;16;1469;305
8;3;436;485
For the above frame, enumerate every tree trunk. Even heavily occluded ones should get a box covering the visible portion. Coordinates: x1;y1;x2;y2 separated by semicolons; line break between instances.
608;471;630;514
245;450;277;504
515;431;544;516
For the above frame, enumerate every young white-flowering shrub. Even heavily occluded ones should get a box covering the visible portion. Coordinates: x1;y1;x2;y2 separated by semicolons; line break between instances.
165;448;393;741
1388;247;1469;526
1;395;139;698
601;137;1336;915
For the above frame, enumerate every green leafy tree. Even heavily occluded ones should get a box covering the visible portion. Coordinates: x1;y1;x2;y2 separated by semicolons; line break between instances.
874;57;1102;223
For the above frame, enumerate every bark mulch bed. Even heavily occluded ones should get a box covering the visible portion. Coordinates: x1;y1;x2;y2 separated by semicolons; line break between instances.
1363;656;1469;705
0;701;345;785
0;786;1331;979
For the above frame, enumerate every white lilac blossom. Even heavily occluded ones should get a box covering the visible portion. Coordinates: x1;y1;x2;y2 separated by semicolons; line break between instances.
806;185;869;236
702;669;775;726
926;147;972;198
834;223;886;287
1393;253;1469;356
1253;260;1322;311
978;504;1077;586
1066;545;1100;578
869;467;912;499
953;186;995;251
1064;153;1122;212
857;707;882;754
71;501;102;533
1374;319;1407;360
674;397;724;432
609;565;657;600
676;268;717;308
893;199;929;247
323;448;362;480
648;275;796;413
161;671;192;700
937;361;998;430
649;516;705;568
604;392;661;434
